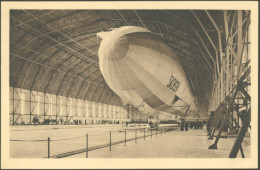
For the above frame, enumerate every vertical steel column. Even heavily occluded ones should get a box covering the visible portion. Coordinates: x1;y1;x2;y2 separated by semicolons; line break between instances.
109;131;111;151
44;93;46;121
13;87;15;125
215;87;217;110
225;26;230;95
218;79;221;107
237;10;243;80
135;129;137;143
125;130;126;146
219;24;224;103
221;67;224;103
56;95;58;121
19;89;25;124
215;89;217;110
66;97;67;124
30;90;32;123
47;137;50;158
237;98;240;131
144;128;145;140
86;134;88;158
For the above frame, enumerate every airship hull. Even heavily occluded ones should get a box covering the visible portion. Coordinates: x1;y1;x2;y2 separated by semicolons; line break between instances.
98;26;197;118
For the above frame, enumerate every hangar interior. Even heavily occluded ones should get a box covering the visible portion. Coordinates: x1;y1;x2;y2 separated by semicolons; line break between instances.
9;10;251;158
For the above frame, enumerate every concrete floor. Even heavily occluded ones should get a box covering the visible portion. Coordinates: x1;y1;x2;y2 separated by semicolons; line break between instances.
10;125;250;158
10;124;164;158
69;129;251;158
10;124;133;158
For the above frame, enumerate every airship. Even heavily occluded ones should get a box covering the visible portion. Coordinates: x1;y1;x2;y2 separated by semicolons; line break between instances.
97;26;198;128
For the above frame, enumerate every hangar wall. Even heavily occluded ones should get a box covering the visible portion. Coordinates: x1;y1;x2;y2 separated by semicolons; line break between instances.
9;87;130;125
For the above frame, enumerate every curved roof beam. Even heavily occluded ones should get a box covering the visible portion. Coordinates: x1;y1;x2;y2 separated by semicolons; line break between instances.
14;23;95;56
74;79;87;99
11;15;99;68
10;53;109;89
13;22;99;77
161;11;216;64
205;10;223;76
191;10;217;51
117;10;130;26
12;43;97;78
23;10;98;58
134;10;148;29
104;17;198;50
37;67;50;92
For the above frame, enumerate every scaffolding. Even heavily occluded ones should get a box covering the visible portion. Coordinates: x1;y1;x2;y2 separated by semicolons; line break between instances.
206;11;251;158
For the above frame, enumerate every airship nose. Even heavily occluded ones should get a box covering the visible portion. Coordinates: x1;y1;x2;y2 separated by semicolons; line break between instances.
108;35;129;61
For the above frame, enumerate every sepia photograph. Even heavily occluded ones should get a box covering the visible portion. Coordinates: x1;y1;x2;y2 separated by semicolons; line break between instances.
1;1;258;169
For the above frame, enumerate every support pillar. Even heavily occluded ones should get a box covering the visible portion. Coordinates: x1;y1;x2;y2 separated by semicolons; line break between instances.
229;108;250;158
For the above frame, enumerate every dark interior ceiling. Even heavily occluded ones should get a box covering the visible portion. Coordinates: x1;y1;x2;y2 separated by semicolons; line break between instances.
10;10;233;112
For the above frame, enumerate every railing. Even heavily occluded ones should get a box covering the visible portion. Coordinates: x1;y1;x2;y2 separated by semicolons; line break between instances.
10;125;179;158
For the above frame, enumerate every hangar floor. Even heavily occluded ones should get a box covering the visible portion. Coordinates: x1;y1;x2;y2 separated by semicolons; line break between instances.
69;129;250;158
10;125;250;158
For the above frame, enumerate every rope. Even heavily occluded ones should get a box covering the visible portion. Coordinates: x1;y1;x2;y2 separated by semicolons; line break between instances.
10;139;46;142
51;136;85;141
88;133;109;137
10;126;177;142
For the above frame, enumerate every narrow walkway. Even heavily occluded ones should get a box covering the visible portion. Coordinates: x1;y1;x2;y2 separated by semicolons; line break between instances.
69;129;250;158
